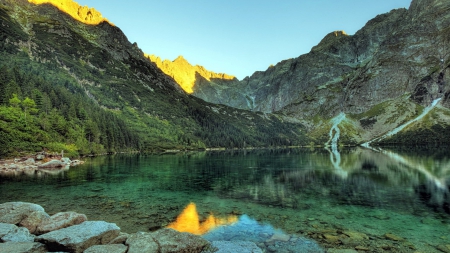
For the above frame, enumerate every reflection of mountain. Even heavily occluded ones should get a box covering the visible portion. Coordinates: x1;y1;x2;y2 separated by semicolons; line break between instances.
210;148;450;214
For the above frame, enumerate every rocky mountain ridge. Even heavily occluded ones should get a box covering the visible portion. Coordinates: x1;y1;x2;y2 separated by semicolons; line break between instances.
146;54;237;94
152;0;450;145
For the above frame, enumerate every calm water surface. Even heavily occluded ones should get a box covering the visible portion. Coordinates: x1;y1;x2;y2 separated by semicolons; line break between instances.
1;147;449;252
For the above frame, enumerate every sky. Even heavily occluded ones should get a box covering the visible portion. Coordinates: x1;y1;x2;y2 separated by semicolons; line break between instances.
75;0;412;80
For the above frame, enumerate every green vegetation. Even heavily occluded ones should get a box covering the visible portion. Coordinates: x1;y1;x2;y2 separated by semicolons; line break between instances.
0;3;309;158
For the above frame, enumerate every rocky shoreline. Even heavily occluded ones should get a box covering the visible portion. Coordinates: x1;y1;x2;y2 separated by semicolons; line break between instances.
0;153;84;177
0;202;252;253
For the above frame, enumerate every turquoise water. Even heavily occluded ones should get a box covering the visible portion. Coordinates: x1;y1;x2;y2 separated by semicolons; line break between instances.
1;147;449;252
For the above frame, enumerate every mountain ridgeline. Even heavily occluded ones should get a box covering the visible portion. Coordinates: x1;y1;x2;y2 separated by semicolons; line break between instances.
153;0;450;146
0;0;308;157
0;0;449;158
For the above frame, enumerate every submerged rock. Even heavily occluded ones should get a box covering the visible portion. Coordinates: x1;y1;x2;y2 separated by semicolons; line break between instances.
207;241;263;253
84;244;128;253
35;221;120;253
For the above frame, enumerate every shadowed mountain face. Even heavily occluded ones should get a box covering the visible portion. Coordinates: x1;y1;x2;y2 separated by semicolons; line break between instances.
0;0;309;155
152;0;450;145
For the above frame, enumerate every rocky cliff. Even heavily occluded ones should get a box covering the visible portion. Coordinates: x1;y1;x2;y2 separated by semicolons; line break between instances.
158;0;450;145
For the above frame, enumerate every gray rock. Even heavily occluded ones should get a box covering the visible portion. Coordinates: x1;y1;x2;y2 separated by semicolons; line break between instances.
0;242;47;253
61;157;71;164
35;154;45;160
37;160;67;169
24;158;35;165
153;228;210;253
36;211;87;234
0;223;16;238
0;223;35;242
0;202;45;225
19;211;50;234
109;232;128;244
126;232;159;253
35;221;120;253
84;244;128;253
207;241;263;253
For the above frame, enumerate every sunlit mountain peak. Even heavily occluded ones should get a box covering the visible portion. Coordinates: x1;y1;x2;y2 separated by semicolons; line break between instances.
145;54;236;94
28;0;111;25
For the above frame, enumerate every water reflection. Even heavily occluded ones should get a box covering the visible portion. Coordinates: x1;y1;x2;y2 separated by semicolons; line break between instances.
167;202;237;235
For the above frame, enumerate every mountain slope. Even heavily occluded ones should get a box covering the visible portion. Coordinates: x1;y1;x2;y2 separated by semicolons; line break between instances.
0;0;308;157
157;0;450;146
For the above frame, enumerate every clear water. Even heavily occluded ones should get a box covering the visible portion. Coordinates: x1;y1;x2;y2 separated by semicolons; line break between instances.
1;147;449;252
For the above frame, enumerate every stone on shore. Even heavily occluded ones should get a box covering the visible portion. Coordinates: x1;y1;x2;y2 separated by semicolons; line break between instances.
38;160;68;169
126;229;210;253
153;228;210;253
0;242;47;253
84;244;128;253
125;232;159;253
0;223;35;242
36;211;87;234
19;211;50;234
35;221;120;253
0;202;45;225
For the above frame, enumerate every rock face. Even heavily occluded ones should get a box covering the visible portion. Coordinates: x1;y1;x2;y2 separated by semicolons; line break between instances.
147;54;238;95
35;221;120;253
154;0;450;145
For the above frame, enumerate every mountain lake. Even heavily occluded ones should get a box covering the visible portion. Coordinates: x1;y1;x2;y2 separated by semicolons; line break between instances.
1;147;449;252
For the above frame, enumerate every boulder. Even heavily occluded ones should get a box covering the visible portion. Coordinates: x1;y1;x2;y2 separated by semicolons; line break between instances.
0;242;47;253
36;211;87;234
0;223;16;238
35;221;120;253
109;232;128;244
126;232;159;253
24;158;35;165
36;154;45;160
61;157;71;164
19;211;50;234
38;160;67;169
153;228;210;253
84;244;128;253
0;223;35;242
0;202;45;225
208;241;263;253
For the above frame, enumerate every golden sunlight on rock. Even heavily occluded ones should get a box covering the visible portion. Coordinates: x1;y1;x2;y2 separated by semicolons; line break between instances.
28;0;110;25
145;54;236;94
167;203;238;235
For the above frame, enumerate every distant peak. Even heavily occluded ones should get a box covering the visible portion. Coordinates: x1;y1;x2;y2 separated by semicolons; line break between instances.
28;0;112;25
333;30;348;36
173;55;188;63
146;54;236;94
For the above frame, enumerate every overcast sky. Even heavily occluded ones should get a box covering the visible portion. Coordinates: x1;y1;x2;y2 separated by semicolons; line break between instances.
75;0;412;79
